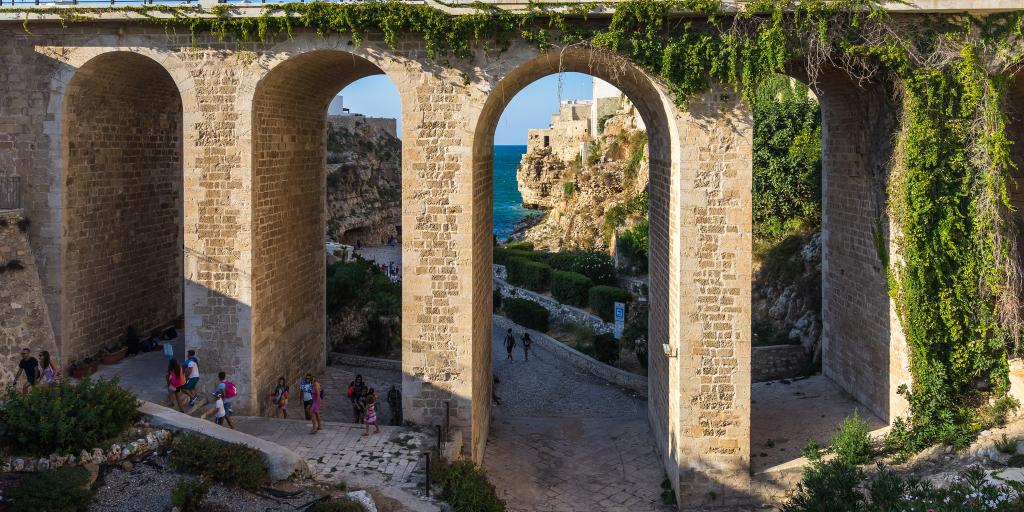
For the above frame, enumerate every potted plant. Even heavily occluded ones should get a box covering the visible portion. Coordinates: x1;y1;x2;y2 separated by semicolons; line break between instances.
101;345;128;365
69;358;97;379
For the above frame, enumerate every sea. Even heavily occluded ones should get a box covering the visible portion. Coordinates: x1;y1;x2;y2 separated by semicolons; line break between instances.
493;145;540;241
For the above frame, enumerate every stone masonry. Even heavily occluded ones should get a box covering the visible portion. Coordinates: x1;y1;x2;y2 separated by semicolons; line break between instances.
0;8;928;509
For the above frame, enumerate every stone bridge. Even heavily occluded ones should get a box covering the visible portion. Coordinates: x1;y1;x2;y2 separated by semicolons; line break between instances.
0;1;1018;509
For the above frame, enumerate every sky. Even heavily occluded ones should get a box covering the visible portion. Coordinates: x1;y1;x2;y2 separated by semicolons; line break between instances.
332;72;594;146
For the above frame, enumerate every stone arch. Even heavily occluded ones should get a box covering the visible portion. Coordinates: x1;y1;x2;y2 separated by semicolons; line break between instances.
59;50;185;365
468;46;679;462
247;49;403;411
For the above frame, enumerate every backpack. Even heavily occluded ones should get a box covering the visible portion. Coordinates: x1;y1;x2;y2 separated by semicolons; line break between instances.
346;385;354;398
223;380;237;398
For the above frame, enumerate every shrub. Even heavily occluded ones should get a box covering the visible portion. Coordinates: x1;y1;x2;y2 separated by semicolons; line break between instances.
492;289;502;313
170;433;269;490
1;377;138;455
171;477;211;512
8;466;94;512
504;298;549;332
588;285;631;322
621;307;649;370
563;181;575;197
829;411;874;466
430;459;505;512
504;241;534;252
314;499;365;512
616;220;649;274
326;258;401;356
544;251;616;285
593;332;619;365
550;270;592;307
505;257;552;292
779;459;864;512
493;248;535;266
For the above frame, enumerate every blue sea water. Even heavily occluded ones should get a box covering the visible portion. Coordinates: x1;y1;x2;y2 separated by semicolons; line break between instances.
493;145;539;241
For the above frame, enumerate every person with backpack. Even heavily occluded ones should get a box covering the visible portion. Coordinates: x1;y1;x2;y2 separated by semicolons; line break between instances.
215;371;236;429
521;332;533;362
183;350;200;406
300;374;314;420
166;359;186;412
504;328;516;361
348;375;368;423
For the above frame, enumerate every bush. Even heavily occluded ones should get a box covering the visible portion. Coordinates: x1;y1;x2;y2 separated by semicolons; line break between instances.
829;411;874;466
8;467;93;512
171;477;210;512
593;332;619;365
504;241;534;252
504;298;549;332
326;258;401;356
545;251;616;285
492;289;502;313
493;248;535;266
616;220;649;274
779;459;864;512
430;459;505;512
1;378;138;455
588;285;631;322
314;499;365;512
505;257;552;292
550;270;592;307
169;434;269;490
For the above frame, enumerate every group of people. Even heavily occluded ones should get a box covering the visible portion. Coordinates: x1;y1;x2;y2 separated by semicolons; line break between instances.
504;328;533;362
12;348;60;392
165;349;237;429
267;373;402;435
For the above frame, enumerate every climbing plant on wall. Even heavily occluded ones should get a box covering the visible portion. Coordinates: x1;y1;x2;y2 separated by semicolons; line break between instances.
8;0;1024;453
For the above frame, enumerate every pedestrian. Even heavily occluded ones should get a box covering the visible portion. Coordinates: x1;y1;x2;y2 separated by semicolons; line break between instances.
162;334;174;360
166;359;186;412
272;377;289;419
215;371;236;429
212;390;232;429
521;332;533;362
12;348;38;393
183;350;200;406
363;390;381;436
386;384;402;426
504;328;516;361
309;375;323;434
347;374;368;423
125;325;141;357
38;350;60;386
300;373;314;420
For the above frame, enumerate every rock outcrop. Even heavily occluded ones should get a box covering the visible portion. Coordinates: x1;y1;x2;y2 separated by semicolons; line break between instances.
325;116;401;245
751;230;822;358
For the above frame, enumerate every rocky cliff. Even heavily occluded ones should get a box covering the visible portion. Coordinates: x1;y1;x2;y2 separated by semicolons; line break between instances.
325;116;401;245
515;100;648;252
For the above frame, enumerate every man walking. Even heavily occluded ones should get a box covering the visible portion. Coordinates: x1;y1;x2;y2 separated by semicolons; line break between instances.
12;348;38;393
504;328;516;361
386;384;402;426
521;332;533;362
183;350;200;406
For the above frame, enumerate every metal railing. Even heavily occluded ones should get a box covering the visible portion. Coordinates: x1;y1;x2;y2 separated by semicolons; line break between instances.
0;176;20;210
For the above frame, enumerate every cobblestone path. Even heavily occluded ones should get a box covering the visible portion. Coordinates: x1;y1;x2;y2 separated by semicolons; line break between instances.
486;316;672;512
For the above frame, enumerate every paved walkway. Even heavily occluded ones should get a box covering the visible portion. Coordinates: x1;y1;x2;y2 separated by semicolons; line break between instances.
486;316;671;512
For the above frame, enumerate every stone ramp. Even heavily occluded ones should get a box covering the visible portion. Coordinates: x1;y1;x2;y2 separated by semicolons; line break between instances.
233;416;431;489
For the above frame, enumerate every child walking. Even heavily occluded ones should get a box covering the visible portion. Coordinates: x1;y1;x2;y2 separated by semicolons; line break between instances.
213;391;233;429
363;390;381;436
272;377;289;419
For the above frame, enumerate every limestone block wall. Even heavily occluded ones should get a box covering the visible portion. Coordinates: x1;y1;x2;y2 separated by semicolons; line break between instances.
61;51;183;363
751;345;810;383
0;210;58;382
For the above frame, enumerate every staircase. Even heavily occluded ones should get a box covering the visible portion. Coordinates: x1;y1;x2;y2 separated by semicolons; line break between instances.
165;391;216;421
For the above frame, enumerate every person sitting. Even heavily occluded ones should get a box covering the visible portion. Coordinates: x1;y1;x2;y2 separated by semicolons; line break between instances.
142;330;160;352
125;325;141;356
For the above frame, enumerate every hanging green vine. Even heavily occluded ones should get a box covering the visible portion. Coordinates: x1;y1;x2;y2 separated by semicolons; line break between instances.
6;0;1024;453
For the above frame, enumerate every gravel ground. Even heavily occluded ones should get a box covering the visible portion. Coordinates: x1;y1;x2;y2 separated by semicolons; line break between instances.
91;453;322;512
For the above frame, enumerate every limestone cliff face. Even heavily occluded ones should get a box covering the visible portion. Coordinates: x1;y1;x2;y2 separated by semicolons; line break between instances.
515;101;648;252
752;230;822;358
325;116;401;245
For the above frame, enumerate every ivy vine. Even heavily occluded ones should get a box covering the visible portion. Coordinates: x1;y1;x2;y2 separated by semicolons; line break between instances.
8;0;1024;453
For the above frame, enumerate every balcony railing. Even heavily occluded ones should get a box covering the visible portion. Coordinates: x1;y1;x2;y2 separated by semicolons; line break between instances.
0;176;20;211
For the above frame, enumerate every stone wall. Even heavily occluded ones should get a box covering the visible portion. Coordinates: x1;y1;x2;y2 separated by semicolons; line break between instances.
751;345;811;383
0;210;57;382
61;51;183;364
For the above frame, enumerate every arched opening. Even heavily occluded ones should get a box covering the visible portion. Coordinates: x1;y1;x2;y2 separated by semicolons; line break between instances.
473;50;676;508
61;51;183;368
749;70;899;475
250;50;403;415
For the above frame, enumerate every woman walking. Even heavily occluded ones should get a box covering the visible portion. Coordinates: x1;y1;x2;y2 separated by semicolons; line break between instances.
272;377;289;419
38;350;60;386
309;375;323;434
166;359;186;412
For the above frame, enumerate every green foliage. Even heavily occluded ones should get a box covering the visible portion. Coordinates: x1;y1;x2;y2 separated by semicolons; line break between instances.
660;477;677;506
505;256;552;292
603;192;649;246
504;242;534;252
326;258;401;356
621;305;649;369
782;462;1024;512
588;285;631;322
493;289;502;313
493;247;536;266
313;499;365;512
593;332;619;365
503;298;550;332
170;434;269;490
751;74;822;243
429;459;505;512
996;434;1018;455
563;181;576;198
616;220;649;274
551;270;593;308
829;412;874;466
544;251;617;286
8;467;94;512
171;477;211;512
1;378;138;455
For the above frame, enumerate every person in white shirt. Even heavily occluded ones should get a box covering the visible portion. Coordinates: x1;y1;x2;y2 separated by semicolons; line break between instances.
182;350;201;406
212;391;232;429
